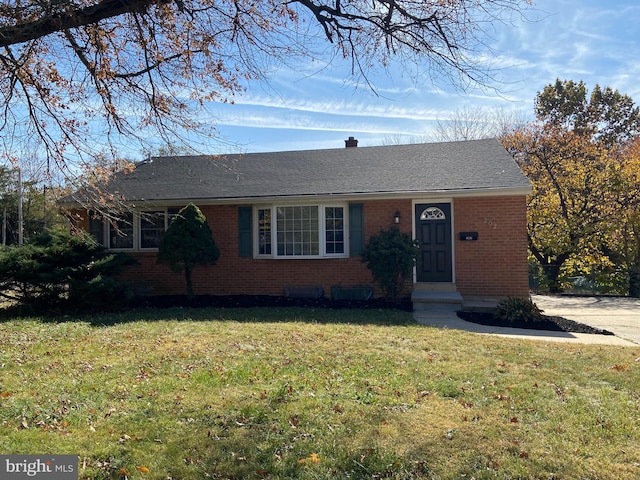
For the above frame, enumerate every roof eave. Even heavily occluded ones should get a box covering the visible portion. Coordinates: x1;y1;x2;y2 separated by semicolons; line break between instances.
67;185;531;208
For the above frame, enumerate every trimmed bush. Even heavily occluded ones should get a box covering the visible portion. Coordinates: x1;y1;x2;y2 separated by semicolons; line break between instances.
157;203;220;297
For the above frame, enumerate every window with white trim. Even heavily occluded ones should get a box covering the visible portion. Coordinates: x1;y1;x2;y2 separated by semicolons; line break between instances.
256;204;347;258
325;206;345;254
98;207;185;250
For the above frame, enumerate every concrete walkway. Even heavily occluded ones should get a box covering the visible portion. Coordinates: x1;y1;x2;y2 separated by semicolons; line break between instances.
413;295;639;346
533;294;640;345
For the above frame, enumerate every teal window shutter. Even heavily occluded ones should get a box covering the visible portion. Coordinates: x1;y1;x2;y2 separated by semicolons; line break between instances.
238;206;252;257
349;203;364;256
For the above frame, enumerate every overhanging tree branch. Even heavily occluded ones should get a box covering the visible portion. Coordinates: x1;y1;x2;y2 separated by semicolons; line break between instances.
0;0;534;214
0;0;163;47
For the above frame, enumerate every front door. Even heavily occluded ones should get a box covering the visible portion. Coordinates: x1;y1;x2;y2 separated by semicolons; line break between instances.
415;203;452;282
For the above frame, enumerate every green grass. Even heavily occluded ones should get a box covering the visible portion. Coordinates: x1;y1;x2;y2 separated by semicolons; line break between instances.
0;306;639;479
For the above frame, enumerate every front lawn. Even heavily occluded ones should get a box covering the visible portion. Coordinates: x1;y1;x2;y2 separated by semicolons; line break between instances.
0;307;639;479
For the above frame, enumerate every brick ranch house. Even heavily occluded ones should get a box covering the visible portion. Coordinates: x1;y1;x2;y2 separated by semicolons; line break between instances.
66;138;532;310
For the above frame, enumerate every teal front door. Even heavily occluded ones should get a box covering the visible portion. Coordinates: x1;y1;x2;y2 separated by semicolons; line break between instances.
415;203;452;282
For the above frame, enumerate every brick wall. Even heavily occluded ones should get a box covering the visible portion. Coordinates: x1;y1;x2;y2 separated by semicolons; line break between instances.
453;196;529;298
118;201;413;297
75;196;529;300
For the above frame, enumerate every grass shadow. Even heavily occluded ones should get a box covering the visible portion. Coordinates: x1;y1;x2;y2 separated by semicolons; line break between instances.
0;294;416;328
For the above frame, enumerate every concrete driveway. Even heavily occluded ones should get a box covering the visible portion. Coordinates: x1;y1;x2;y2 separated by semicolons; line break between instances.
532;294;640;345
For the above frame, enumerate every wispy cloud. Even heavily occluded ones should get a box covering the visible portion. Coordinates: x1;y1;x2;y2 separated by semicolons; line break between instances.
208;106;429;136
224;94;447;121
200;0;640;152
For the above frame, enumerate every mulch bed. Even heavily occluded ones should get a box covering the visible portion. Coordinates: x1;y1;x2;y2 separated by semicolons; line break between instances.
457;311;614;336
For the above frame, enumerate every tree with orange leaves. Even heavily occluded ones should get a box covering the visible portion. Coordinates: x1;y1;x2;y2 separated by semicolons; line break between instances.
503;124;613;292
503;80;640;294
606;136;640;296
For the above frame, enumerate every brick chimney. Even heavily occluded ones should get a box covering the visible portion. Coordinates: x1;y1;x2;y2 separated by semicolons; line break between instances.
345;136;358;148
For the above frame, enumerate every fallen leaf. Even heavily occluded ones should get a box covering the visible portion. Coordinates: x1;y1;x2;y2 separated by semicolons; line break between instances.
136;466;149;473
0;391;10;398
519;451;528;458
510;417;519;423
298;453;321;464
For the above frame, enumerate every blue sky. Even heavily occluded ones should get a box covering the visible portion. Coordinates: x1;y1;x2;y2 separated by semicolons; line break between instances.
198;0;640;154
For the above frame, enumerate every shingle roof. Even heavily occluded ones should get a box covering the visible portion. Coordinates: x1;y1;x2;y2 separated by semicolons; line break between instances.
74;138;531;204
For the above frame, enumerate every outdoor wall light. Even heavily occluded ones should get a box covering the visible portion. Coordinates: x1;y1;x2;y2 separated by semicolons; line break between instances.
394;210;401;224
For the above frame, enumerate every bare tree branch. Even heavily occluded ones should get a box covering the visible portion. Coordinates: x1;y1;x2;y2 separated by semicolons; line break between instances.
0;0;533;213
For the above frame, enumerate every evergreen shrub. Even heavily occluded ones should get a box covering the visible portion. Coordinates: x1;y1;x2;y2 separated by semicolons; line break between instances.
361;227;419;302
0;230;136;314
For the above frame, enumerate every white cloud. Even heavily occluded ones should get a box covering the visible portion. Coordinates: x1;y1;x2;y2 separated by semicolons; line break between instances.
197;0;640;153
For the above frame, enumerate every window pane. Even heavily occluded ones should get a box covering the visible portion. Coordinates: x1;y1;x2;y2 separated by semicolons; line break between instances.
258;208;272;255
276;206;319;257
109;213;134;249
167;207;183;225
140;211;165;249
325;207;345;254
89;214;104;245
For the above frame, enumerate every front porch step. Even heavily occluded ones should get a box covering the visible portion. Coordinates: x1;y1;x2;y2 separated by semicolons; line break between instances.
411;283;463;313
412;282;459;293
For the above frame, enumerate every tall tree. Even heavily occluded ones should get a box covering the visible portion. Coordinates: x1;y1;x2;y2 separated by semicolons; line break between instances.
156;203;220;297
606;136;640;296
504;80;640;293
503;125;611;292
536;79;640;148
0;0;532;184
